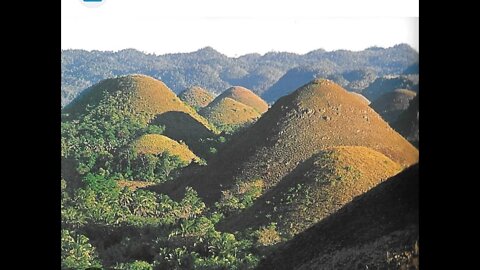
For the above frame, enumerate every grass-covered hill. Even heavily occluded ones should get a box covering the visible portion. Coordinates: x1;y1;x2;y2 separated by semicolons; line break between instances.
63;74;213;130
261;67;378;104
199;97;261;129
218;146;402;238
261;66;330;103
178;86;215;109
370;89;417;123
392;95;419;147
214;86;269;114
362;75;419;101
131;134;199;163
151;79;418;205
61;70;420;269
62;74;217;156
256;164;419;270
349;92;371;105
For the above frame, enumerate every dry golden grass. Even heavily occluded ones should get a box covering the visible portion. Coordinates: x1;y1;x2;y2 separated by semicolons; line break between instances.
132;134;198;163
178;86;214;108
153;79;418;205
199;97;261;127
215;86;269;114
349;92;371;105
218;146;402;237
256;164;419;270
370;88;417;123
64;74;216;131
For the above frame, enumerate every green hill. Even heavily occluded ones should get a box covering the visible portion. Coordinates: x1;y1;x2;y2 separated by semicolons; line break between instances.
63;74;217;156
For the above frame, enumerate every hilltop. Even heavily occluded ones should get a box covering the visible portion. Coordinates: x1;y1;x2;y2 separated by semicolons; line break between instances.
261;67;330;103
62;75;217;155
257;164;419;270
218;146;402;237
131;134;199;163
262;67;378;103
64;74;212;127
370;89;417;123
199;97;261;129
215;86;269;114
178;86;214;109
150;79;418;204
362;75;419;101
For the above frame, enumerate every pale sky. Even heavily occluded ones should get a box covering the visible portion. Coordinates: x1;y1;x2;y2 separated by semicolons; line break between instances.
62;0;419;57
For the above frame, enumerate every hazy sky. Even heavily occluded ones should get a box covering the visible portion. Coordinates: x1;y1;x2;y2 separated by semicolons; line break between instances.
62;0;419;57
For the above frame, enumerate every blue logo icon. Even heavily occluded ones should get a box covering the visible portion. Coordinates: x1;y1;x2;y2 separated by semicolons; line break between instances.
80;0;105;8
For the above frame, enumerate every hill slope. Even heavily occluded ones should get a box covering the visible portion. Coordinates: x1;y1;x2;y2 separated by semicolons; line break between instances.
131;134;198;163
150;79;418;204
362;75;419;101
63;74;217;154
199;97;261;128
392;95;419;146
262;67;379;103
215;86;269;114
256;164;419;270
218;146;402;237
261;67;329;103
370;89;417;123
178;86;214;109
349;92;371;105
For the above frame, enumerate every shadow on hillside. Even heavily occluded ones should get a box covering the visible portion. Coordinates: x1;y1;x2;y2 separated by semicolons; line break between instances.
61;157;83;190
256;164;419;270
152;111;214;154
217;153;321;232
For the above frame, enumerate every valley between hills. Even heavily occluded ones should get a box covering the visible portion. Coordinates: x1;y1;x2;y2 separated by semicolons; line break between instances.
61;45;419;270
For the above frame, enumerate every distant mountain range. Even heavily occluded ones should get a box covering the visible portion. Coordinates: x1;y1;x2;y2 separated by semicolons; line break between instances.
62;44;418;107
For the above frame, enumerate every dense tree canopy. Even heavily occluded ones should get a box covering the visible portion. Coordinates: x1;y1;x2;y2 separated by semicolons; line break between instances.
62;44;418;106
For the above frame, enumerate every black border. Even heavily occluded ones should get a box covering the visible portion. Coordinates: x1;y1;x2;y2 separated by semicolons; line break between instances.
16;0;61;267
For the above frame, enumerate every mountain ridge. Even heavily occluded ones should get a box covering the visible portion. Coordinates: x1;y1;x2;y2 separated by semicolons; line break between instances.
62;44;419;106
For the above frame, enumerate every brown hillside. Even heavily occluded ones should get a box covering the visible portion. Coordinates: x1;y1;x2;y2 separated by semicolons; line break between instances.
63;74;217;154
370;89;416;123
131;134;199;163
199;97;261;127
256;164;419;270
349;92;371;105
218;146;402;238
64;74;212;127
178;86;214;108
150;79;418;204
216;86;269;114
